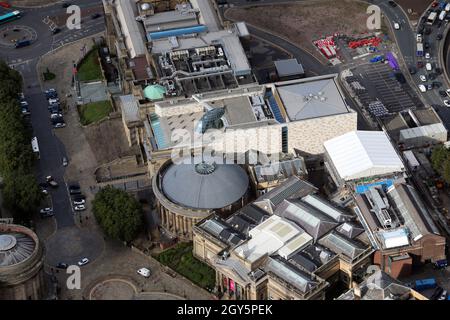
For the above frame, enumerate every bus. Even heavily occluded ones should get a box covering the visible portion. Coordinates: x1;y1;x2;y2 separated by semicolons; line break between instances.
0;10;21;25
427;11;438;25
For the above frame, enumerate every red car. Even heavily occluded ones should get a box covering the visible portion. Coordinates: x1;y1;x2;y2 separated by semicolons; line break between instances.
431;1;438;7
0;2;11;8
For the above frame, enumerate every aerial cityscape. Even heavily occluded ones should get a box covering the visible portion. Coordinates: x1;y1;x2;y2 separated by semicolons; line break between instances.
2;0;450;307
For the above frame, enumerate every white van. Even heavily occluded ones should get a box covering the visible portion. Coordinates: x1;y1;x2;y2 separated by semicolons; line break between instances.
418;84;427;92
426;62;432;71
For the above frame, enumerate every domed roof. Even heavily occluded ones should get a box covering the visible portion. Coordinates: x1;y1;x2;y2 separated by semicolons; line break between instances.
161;161;249;210
144;84;166;101
0;232;36;267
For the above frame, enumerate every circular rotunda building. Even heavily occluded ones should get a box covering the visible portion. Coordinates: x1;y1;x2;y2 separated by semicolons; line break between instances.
0;224;47;300
153;158;249;240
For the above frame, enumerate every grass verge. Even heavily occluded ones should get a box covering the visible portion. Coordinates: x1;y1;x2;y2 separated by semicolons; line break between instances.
156;242;216;290
78;100;112;125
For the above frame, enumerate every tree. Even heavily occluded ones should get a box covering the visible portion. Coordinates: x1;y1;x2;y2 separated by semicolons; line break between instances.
431;146;448;172
0;60;22;100
92;186;144;242
2;172;43;221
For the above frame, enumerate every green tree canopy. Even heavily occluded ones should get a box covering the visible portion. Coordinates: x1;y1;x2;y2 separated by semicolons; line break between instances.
431;146;450;184
0;60;22;100
0;60;40;222
92;186;144;242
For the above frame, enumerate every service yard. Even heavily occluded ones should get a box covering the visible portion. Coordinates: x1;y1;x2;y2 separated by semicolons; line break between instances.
225;0;381;63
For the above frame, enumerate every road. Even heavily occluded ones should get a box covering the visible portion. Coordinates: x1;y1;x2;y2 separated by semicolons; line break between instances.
0;0;105;228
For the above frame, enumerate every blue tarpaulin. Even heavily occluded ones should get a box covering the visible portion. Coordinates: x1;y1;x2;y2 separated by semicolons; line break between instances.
355;179;394;193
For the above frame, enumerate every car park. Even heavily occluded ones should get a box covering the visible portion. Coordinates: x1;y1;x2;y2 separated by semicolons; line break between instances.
420;75;427;82
78;258;89;266
137;268;151;278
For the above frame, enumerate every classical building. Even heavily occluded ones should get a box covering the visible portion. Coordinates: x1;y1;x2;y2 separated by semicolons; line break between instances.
193;177;374;300
0;224;47;300
152;158;250;240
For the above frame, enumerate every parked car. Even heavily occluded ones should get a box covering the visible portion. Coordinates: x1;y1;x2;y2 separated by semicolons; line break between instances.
437;34;443;40
52;28;61;35
46;176;59;188
446;88;450;97
40;208;54;217
418;84;427;92
56;262;69;269
434;259;448;269
91;13;101;19
137;268;151;278
420;74;427;82
78;258;89;266
417;61;424;68
444;100;450;107
69;183;81;195
439;90;447;97
74;204;86;211
435;67;443;75
0;2;11;8
431;286;444;300
62;157;68;167
105;55;111;63
426;62;432;71
409;66;416;74
72;197;86;205
62;2;72;8
425;52;431;59
393;22;400;30
439;290;448;300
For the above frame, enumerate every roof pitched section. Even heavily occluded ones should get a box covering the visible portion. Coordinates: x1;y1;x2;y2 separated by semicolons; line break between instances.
324;131;404;181
256;176;317;207
275;199;339;241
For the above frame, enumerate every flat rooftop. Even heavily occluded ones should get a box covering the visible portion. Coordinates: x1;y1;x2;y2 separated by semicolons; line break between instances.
275;75;349;121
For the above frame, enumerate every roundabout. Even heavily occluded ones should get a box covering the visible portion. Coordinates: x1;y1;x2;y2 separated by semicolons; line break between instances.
87;276;185;300
0;24;37;48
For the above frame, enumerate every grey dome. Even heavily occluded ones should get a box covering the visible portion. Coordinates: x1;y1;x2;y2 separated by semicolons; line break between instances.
161;161;249;209
0;233;36;267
